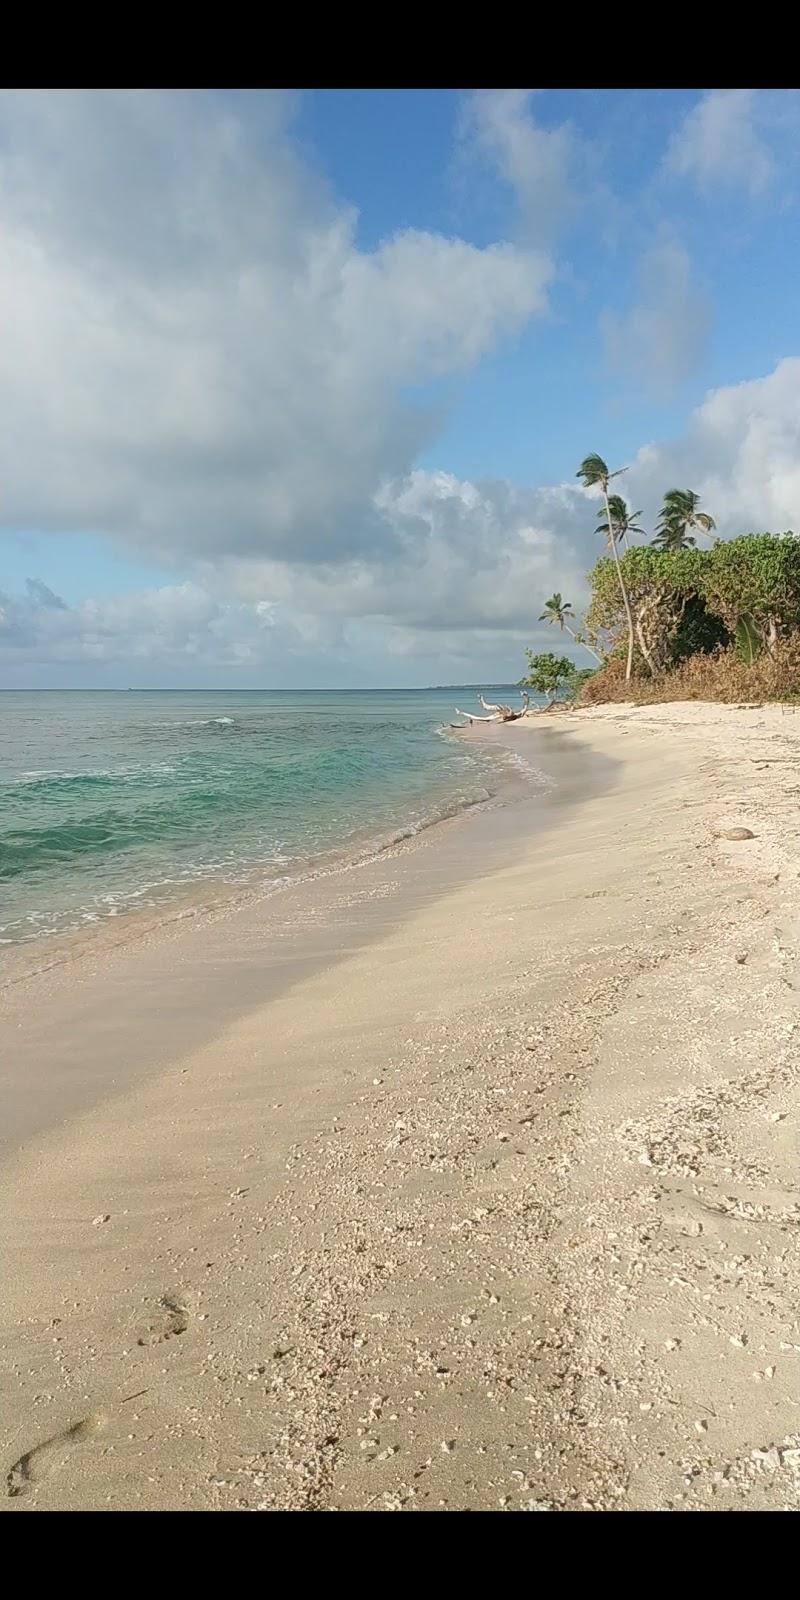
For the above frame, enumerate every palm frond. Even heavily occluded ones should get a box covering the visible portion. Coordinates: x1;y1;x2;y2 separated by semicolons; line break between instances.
734;614;763;666
577;453;609;488
652;524;695;550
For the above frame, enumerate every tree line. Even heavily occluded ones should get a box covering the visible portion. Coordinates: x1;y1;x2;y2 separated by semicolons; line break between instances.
522;452;800;703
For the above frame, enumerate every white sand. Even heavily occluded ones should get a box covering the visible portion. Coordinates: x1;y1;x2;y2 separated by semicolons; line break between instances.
2;702;800;1511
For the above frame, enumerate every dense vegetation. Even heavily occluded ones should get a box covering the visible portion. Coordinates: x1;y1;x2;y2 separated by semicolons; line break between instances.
524;452;800;706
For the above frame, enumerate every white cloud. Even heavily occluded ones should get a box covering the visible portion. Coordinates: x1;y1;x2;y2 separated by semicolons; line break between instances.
0;581;287;665
221;469;594;636
628;357;800;534
458;89;583;247
4;92;800;684
0;90;551;567
7;356;800;681
0;472;597;680
664;89;774;196
601;235;712;393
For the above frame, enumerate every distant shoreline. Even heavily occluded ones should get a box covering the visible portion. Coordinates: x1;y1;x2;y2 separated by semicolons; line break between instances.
0;682;528;694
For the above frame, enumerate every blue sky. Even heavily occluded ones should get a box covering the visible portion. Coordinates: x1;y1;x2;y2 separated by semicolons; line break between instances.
302;88;800;479
2;88;800;686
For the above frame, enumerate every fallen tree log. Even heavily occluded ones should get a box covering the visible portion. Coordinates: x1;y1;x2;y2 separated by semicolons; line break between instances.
454;691;530;725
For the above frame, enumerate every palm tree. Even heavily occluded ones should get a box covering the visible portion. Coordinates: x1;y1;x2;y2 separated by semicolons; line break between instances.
539;592;603;662
652;489;715;550
595;493;646;551
652;519;693;551
577;453;635;682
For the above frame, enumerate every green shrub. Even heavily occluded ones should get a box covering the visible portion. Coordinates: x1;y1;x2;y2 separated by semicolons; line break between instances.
533;528;800;707
587;546;709;675
699;534;800;655
584;534;800;684
520;652;576;702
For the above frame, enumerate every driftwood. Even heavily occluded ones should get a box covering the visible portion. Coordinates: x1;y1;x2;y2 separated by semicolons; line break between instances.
454;691;530;725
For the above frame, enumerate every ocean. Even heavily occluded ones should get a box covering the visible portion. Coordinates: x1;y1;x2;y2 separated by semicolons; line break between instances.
0;688;541;950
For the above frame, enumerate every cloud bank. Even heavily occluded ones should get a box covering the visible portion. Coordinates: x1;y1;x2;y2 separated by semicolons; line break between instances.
0;89;550;570
5;355;800;681
1;91;798;683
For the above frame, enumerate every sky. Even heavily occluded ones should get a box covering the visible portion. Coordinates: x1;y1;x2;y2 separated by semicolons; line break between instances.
2;87;800;688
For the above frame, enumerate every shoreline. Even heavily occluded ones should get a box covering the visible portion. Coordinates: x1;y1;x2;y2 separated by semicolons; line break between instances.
0;718;543;984
2;703;800;1510
0;689;534;960
0;723;610;1154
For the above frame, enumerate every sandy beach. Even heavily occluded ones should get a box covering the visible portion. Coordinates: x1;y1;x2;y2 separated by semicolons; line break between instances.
2;702;800;1512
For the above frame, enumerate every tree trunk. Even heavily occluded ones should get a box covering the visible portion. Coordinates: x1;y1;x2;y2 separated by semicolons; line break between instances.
479;692;530;721
603;485;635;682
458;692;530;724
634;610;657;677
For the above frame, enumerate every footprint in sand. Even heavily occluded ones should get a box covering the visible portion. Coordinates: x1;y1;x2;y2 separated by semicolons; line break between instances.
136;1294;189;1348
7;1413;107;1498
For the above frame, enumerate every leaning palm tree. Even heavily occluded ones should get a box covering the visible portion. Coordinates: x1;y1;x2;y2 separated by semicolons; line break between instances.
539;592;603;662
595;493;646;551
652;489;715;550
577;454;635;682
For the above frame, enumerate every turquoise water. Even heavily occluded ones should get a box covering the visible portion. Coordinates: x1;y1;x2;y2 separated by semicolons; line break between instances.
0;689;538;948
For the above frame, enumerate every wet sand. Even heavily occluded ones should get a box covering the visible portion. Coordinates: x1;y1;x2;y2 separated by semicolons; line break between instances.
2;704;800;1511
0;725;609;1151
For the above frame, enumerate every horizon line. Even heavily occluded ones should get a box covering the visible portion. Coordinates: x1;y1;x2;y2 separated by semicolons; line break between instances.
0;682;526;694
